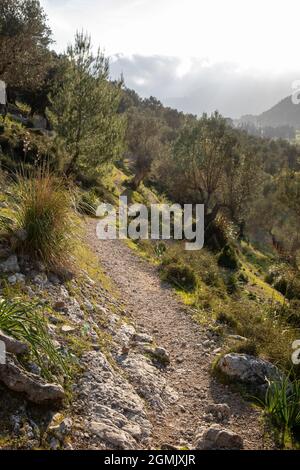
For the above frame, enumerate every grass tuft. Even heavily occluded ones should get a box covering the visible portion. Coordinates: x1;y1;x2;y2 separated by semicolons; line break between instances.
0;298;68;381
0;168;79;270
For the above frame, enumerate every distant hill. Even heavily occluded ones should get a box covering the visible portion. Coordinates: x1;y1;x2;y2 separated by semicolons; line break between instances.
239;96;300;129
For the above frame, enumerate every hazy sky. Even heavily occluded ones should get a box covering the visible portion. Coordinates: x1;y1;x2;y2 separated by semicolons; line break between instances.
40;0;300;117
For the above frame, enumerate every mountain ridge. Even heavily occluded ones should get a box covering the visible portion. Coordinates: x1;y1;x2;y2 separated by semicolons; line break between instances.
239;95;300;129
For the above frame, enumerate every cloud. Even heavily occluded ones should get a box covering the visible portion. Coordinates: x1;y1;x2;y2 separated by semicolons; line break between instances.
110;54;298;118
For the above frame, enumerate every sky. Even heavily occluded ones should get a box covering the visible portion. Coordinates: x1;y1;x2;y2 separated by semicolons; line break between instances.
40;0;300;118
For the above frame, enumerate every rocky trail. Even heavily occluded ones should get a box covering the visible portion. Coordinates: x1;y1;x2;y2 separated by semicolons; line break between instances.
82;219;269;450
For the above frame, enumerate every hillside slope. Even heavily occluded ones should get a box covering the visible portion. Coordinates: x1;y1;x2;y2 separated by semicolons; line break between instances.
240;95;300;129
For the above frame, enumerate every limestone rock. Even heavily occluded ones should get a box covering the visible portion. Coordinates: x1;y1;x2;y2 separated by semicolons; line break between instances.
33;273;48;286
205;403;230;422
143;345;170;365
90;421;136;450
0;354;65;404
61;325;76;333
120;354;178;410
49;417;73;441
218;353;283;393
8;273;25;285
77;351;152;449
0;330;29;355
0;255;20;273
195;425;243;449
133;333;153;344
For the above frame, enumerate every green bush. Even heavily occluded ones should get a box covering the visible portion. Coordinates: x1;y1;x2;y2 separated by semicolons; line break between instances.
227;274;239;294
217;244;239;270
216;311;237;328
161;262;197;291
278;301;300;327
0;116;67;172
233;340;258;356
273;276;300;300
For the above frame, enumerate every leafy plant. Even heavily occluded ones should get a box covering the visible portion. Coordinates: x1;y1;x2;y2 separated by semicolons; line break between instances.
0;298;68;380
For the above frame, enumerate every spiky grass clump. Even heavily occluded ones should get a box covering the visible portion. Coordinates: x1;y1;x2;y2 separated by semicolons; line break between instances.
261;375;300;445
0;298;68;380
1;169;78;270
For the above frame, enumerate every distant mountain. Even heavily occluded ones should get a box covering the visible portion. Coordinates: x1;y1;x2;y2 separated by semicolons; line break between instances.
239;96;300;129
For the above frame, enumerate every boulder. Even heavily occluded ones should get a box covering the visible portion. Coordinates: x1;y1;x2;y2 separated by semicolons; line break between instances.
0;330;29;355
133;333;153;344
90;421;136;450
143;346;170;365
205;403;231;422
217;353;283;394
195;425;243;449
8;273;26;285
0;255;20;273
0;354;65;404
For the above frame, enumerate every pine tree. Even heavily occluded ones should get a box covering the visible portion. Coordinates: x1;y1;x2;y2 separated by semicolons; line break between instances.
48;31;125;175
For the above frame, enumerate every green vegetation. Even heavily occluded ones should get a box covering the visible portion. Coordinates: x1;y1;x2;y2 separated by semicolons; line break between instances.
0;298;67;380
161;262;197;292
0;169;78;269
218;244;240;269
260;376;300;446
47;31;125;176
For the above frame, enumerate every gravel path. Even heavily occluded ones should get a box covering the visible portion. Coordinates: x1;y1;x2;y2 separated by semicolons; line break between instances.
86;219;270;450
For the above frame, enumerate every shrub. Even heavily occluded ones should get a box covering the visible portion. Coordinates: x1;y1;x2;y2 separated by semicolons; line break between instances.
265;264;300;300
274;277;289;296
278;301;300;327
216;311;237;328
233;340;258;356
0;169;77;269
161;262;197;291
217;244;239;270
226;273;239;294
0;298;68;380
76;189;100;216
273;276;300;300
238;271;248;284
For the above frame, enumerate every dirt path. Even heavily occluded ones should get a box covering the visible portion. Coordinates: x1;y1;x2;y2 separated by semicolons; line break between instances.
86;219;269;450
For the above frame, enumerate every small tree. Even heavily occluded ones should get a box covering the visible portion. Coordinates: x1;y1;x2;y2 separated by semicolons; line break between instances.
222;149;262;237
0;0;52;89
169;112;237;227
48;31;125;175
126;110;162;189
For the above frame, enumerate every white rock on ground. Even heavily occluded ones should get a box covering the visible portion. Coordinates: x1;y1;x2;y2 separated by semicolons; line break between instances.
217;353;283;394
0;255;20;273
76;351;152;449
194;425;243;449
